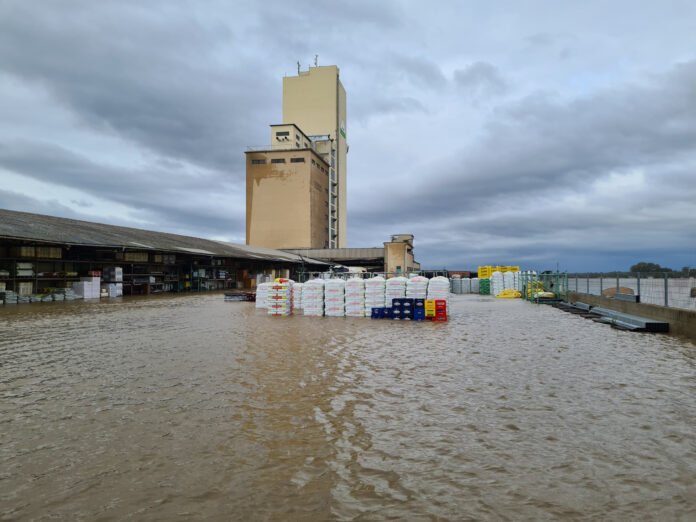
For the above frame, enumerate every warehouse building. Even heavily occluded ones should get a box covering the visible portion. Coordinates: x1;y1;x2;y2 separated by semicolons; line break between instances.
0;209;326;298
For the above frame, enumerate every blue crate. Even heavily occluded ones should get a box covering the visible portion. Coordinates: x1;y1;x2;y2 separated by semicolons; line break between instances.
413;315;425;321
414;309;426;319
383;308;393;319
392;298;404;308
371;307;382;319
402;298;415;308
414;298;425;309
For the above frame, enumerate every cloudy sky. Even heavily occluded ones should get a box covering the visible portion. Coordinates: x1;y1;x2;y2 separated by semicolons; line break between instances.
1;1;695;271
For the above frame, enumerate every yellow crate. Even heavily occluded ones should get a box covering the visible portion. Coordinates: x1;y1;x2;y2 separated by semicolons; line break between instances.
425;310;436;317
478;266;492;278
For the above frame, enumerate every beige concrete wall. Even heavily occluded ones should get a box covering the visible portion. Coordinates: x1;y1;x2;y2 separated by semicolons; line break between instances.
283;65;347;247
384;242;419;274
270;123;311;150
246;150;329;249
567;291;696;342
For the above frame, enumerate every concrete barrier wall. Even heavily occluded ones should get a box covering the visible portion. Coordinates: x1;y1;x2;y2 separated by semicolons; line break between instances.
567;291;696;343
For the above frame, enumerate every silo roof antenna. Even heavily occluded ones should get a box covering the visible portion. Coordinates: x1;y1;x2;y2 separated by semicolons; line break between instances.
314;54;318;67
297;61;300;74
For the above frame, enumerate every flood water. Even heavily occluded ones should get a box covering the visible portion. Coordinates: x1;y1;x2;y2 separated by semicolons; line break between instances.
1;294;695;520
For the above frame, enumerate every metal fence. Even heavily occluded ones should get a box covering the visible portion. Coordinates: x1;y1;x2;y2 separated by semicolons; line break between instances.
569;273;696;311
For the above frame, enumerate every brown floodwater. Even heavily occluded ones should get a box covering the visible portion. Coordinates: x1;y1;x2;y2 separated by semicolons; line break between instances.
1;294;695;520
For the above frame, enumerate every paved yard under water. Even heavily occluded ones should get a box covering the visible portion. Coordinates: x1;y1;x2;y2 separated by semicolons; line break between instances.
1;294;695;520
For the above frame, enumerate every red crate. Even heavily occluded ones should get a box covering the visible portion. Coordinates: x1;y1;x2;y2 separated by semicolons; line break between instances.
435;316;448;322
426;316;436;322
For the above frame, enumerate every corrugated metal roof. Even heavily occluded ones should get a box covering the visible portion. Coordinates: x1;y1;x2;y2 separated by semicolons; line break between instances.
0;209;328;265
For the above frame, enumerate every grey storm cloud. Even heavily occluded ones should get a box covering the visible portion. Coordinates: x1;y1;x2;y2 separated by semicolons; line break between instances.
1;0;695;271
454;62;508;97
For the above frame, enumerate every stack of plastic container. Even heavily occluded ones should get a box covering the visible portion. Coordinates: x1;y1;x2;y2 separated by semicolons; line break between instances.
324;279;345;317
407;276;429;299
292;282;303;310
386;276;407;305
491;271;504;296
479;278;490;295
255;282;270;308
427;276;450;311
364;276;386;315
302;279;325;316
461;278;472;294
267;280;293;316
345;278;365;317
471;278;480;294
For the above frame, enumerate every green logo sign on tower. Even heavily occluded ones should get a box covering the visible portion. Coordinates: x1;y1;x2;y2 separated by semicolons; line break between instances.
339;120;346;139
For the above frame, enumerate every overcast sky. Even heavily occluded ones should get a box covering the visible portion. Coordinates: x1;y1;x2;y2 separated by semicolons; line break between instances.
1;1;695;271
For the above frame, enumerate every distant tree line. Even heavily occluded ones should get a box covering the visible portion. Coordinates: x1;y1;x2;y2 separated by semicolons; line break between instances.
568;263;695;278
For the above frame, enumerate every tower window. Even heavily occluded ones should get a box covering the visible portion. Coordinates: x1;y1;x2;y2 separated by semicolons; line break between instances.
290;157;305;163
251;159;266;165
271;158;285;164
276;131;289;136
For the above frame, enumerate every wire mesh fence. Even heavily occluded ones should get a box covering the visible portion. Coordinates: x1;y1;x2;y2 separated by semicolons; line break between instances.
569;273;696;310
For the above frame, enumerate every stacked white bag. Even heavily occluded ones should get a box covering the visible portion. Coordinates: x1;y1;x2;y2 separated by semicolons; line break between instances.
491;271;504;296
513;272;521;291
503;272;514;291
385;276;407;308
292;282;303;310
471;278;479;294
364;276;386;314
324;279;346;317
406;275;429;299
427;276;451;311
345;278;365;317
267;280;293;316
255;282;271;308
302;279;325;316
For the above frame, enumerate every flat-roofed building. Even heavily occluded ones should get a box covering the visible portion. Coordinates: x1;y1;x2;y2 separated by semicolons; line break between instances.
246;124;331;249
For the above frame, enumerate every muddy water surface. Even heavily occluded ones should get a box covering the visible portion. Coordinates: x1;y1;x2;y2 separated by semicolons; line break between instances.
1;294;695;520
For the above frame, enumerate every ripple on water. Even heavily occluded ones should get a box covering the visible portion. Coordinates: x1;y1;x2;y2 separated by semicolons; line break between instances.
1;294;695;520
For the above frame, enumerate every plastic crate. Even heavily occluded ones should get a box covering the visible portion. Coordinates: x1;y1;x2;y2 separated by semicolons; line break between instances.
402;298;414;308
478;266;492;278
424;299;436;310
371;308;381;319
414;298;425;308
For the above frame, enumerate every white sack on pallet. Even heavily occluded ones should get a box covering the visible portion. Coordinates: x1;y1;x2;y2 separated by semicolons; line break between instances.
324;279;345;317
267;281;293;316
385;276;407;307
364;276;386;314
302;279;325;316
503;272;515;291
491;271;504;296
345;277;365;317
406;276;429;299
292;282;303;310
255;282;271;308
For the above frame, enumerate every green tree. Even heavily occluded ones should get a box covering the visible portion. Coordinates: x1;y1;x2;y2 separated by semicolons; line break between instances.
630;262;673;273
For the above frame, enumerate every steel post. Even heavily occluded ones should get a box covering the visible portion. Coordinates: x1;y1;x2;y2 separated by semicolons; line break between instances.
664;273;668;307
